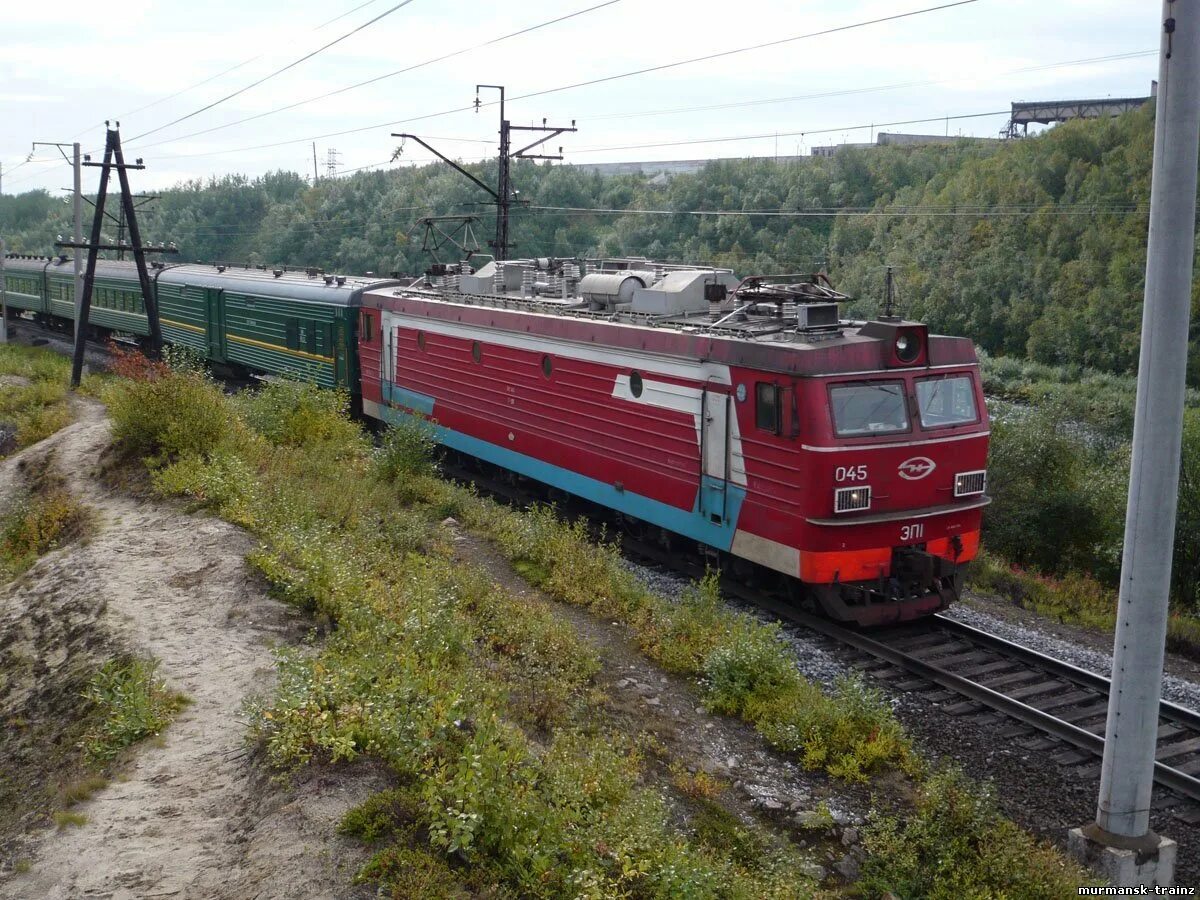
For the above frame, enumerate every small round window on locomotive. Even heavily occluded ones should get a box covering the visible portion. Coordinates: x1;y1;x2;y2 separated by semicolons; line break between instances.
542;355;553;378
417;331;426;351
895;331;921;364
472;341;482;362
629;370;644;398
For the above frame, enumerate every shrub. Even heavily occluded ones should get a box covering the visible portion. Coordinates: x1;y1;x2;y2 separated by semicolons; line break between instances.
151;447;260;527
107;372;233;464
375;417;439;483
701;623;801;717
0;485;87;577
859;768;1094;898
80;656;187;765
236;380;366;457
161;343;208;375
106;340;170;382
984;411;1123;577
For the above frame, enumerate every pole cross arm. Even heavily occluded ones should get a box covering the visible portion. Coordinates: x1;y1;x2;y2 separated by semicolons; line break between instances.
511;125;577;159
392;133;497;200
81;161;145;170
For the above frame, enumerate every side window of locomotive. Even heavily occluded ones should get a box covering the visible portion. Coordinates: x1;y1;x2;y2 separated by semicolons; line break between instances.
755;383;780;433
360;312;373;343
829;381;909;436
916;375;978;428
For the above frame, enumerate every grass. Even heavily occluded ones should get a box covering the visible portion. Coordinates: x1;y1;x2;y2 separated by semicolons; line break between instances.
0;482;88;579
103;369;1097;897
58;775;109;807
80;655;188;766
859;768;1096;898
112;375;815;897
967;549;1200;661
0;344;76;453
52;811;88;830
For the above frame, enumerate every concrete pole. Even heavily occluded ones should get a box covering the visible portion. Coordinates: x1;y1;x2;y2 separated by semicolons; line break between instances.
1069;0;1199;887
72;143;83;339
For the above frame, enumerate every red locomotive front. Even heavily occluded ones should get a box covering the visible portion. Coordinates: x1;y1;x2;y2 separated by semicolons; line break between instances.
359;259;988;627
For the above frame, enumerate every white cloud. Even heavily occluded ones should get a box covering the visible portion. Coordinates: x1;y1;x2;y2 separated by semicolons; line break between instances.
0;0;1157;194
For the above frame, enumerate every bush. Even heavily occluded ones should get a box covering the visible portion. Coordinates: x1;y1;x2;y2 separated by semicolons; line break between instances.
81;656;187;765
984;411;1124;577
1175;409;1200;610
701;624;801;717
106;341;170;382
0;485;87;577
859;768;1094;898
375;418;439;483
236;380;365;456
107;372;233;464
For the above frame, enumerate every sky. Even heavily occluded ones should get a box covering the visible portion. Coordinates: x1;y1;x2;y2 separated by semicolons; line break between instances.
0;0;1162;196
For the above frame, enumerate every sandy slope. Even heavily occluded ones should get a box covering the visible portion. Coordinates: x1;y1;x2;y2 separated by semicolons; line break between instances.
0;399;378;900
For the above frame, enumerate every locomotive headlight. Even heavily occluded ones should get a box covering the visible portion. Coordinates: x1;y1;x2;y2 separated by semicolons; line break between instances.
895;332;921;364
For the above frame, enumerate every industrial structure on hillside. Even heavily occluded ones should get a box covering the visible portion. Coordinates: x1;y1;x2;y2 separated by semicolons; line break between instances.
571;84;1157;176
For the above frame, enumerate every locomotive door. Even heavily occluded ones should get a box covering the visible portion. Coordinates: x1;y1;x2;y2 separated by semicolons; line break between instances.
699;385;732;526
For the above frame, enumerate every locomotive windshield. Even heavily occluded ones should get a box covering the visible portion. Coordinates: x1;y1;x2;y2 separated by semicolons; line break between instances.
916;375;978;428
830;382;909;436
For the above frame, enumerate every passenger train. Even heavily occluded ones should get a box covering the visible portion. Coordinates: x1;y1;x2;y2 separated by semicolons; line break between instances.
1;251;989;625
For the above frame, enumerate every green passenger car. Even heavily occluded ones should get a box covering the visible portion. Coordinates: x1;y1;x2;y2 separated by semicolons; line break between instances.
1;255;398;393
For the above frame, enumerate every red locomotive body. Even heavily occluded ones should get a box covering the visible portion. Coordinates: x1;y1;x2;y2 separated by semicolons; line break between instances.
358;258;989;626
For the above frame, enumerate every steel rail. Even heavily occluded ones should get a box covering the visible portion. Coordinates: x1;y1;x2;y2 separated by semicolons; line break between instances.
933;614;1200;733
741;593;1200;804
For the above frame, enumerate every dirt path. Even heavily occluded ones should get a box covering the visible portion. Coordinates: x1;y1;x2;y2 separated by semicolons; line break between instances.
0;399;380;900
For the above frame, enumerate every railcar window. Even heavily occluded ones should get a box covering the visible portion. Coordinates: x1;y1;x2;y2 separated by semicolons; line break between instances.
916;375;978;428
830;382;909;436
360;313;373;342
756;383;780;433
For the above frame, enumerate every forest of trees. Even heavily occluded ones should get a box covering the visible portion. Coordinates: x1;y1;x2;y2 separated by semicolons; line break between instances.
2;102;1196;383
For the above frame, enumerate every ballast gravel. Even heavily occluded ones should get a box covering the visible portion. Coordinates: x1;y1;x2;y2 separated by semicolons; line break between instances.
621;558;1200;883
944;603;1200;713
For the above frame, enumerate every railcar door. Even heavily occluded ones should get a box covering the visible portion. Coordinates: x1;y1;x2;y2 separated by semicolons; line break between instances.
699;384;732;526
203;287;227;362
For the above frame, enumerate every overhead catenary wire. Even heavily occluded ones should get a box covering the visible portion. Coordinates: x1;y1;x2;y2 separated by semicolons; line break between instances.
123;0;985;159
571;111;1012;154
129;0;626;152
125;0;421;144
586;49;1159;121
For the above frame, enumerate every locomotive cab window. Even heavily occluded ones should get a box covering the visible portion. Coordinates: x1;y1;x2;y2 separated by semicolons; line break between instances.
755;383;780;433
360;313;373;343
916;375;978;429
830;381;909;437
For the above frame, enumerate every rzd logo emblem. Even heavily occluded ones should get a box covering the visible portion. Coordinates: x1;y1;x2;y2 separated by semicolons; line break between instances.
898;457;936;480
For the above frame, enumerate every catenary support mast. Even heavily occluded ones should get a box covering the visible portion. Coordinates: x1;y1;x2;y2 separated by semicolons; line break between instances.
1069;0;1199;887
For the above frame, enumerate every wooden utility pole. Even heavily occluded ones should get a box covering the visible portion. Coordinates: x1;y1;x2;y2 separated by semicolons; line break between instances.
57;123;177;387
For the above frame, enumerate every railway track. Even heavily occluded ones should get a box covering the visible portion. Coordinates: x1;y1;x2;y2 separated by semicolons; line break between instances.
436;450;1200;819
18;323;1199;818
739;588;1200;820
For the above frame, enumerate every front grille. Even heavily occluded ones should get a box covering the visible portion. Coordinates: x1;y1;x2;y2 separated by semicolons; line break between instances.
835;485;872;513
955;470;987;497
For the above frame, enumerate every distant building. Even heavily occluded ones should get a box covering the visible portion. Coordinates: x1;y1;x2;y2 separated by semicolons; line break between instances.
569;156;805;178
1005;82;1157;137
810;132;994;157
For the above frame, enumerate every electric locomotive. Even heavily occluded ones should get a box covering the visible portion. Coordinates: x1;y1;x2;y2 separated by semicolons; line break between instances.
358;257;989;626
